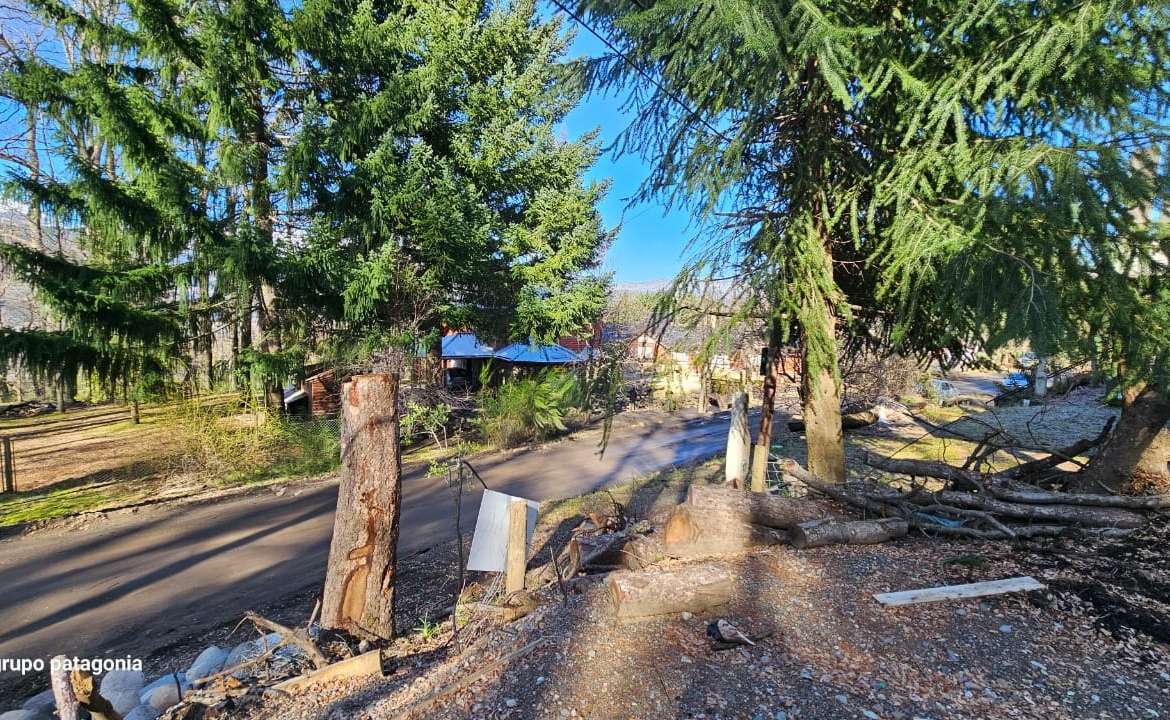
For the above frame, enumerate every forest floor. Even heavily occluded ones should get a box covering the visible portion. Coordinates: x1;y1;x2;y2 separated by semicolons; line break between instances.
232;449;1170;720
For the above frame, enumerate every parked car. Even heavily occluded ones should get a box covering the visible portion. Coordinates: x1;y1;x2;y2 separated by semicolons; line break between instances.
1001;371;1030;391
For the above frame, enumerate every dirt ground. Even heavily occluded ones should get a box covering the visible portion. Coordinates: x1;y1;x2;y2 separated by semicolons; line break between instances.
221;443;1169;720
0;403;180;492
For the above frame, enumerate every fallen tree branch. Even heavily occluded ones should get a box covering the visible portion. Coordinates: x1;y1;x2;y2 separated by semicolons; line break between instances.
242;612;329;669
1004;417;1114;479
862;452;1168;511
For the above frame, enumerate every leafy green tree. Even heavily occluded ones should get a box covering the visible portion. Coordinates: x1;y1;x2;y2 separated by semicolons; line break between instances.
285;0;611;363
576;0;1169;484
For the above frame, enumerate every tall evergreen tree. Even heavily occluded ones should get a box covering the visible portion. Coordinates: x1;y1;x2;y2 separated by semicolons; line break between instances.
0;0;208;403
576;0;1169;484
285;0;611;360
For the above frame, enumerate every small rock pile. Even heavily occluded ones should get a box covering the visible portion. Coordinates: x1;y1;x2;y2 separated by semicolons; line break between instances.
0;632;305;720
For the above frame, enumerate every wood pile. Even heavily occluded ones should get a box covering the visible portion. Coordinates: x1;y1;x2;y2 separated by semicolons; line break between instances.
776;454;1166;540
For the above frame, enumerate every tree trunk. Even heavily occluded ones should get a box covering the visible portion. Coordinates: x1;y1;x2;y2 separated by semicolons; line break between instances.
322;373;402;641
792;518;907;549
26;107;44;250
130;399;140;425
750;327;783;492
1074;385;1170;493
1033;357;1048;398
55;379;65;413
686;484;832;529
608;562;734;619
725;391;750;487
201;272;214;389
257;279;283;412
800;242;845;483
662;505;786;557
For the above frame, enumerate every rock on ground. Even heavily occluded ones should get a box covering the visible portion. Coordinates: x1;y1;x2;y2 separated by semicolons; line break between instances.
185;646;229;683
99;669;145;717
139;674;189;710
20;690;54;714
123;704;161;720
0;709;53;720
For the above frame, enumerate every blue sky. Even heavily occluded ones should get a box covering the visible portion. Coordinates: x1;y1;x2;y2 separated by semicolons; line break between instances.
555;21;693;285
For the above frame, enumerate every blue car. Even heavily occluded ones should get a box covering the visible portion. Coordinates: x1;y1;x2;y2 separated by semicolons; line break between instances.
1001;372;1030;391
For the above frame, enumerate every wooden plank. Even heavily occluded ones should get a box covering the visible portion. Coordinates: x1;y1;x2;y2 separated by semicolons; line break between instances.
873;576;1046;607
273;650;383;693
505;500;528;594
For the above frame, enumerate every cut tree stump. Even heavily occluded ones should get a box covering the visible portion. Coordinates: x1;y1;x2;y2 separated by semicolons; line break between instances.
321;373;402;641
687;484;832;529
792;518;908;549
663;505;786;557
609;562;734;619
621;534;666;570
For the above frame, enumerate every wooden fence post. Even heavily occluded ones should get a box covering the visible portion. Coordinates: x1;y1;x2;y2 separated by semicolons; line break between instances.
321;373;402;640
505;500;527;595
2;437;14;493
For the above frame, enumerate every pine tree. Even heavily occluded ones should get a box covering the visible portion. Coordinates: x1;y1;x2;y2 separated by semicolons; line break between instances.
285;0;611;362
576;0;1169;484
0;0;209;403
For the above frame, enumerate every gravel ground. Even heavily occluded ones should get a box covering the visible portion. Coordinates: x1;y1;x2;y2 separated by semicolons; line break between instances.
228;529;1169;720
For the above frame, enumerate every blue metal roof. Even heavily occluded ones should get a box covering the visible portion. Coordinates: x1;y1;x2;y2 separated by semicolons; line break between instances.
494;342;581;364
441;332;496;359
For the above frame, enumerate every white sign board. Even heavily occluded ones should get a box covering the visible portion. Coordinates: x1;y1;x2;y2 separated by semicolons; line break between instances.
467;490;540;572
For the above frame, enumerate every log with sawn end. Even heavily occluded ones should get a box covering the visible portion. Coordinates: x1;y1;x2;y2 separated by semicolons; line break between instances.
686;484;833;529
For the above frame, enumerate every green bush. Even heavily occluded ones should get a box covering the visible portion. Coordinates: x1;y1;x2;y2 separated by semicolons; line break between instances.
168;398;340;484
478;370;583;448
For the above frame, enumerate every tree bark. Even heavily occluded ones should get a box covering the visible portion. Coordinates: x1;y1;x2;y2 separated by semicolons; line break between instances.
725;391;750;487
1073;385;1170;493
322;373;402;641
788;409;879;432
201;272;215;389
750;326;783;492
50;655;81;720
687;483;832;529
662;505;786;557
914;490;1145;528
621;534;666;570
792;518;907;549
608;562;734;619
801;260;845;483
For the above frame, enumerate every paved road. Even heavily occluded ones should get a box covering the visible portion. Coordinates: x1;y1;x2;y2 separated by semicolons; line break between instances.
0;410;740;693
942;371;1004;398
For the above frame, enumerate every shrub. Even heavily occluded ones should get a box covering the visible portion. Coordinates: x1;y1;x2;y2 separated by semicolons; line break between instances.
168;397;340;484
478;370;583;448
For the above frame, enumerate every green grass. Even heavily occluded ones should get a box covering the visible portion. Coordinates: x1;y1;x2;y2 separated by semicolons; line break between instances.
0;484;116;526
